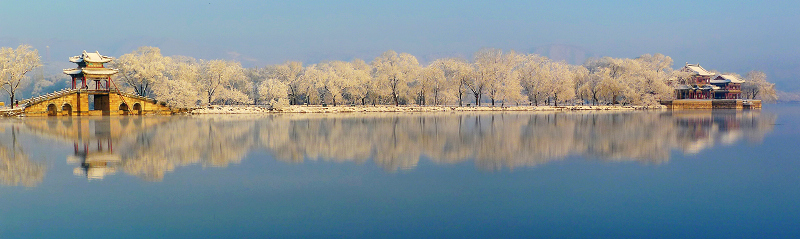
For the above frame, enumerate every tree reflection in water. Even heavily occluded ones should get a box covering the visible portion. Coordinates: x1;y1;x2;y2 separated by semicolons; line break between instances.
8;110;775;183
0;126;45;187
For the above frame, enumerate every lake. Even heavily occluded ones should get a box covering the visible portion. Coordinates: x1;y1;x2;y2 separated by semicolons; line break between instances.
1;105;798;238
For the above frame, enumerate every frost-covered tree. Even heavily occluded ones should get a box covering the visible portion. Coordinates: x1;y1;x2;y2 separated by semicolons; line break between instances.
156;56;201;108
579;68;610;105
596;72;628;105
372;50;420;106
423;63;454;105
517;54;551;106
343;59;371;105
258;78;290;108
475;48;520;106
433;58;472;106
31;75;70;97
299;65;324;105
544;61;576;106
245;67;265;105
583;54;676;105
316;61;349;106
112;46;167;97
628;54;674;105
570;65;590;104
265;61;304;105
0;45;41;107
743;71;777;102
415;65;444;105
198;59;248;105
496;70;525;106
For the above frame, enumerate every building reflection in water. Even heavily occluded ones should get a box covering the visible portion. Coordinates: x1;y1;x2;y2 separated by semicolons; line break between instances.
68;139;120;180
5;110;777;184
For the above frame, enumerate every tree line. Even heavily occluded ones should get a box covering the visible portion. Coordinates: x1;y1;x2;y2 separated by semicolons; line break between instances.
2;44;779;108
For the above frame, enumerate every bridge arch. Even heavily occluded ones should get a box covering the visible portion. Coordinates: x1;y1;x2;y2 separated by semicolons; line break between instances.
47;104;58;116
133;103;142;115
119;103;130;115
62;103;73;116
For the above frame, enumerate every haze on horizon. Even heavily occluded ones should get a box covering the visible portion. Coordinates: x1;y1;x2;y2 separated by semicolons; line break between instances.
1;0;798;91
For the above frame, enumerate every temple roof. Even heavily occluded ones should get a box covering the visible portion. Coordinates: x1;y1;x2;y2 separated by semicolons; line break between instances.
701;84;720;90
63;68;82;75
711;74;745;84
682;63;715;76
83;68;119;75
62;68;119;75
69;50;114;63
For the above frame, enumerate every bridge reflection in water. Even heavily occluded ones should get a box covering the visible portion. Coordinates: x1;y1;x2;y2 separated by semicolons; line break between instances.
3;110;777;185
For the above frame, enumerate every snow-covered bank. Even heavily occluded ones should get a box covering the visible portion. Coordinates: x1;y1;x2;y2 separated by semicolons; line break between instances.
191;105;666;114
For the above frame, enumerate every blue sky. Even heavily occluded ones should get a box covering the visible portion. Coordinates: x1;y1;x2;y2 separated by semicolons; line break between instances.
1;0;798;91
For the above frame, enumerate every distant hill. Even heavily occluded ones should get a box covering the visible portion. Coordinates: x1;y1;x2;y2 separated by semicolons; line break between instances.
777;91;800;103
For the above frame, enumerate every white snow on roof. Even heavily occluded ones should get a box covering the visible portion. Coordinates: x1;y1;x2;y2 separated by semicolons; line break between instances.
716;74;745;83
701;84;719;90
82;68;119;75
69;50;114;63
683;63;715;76
710;78;729;84
63;68;82;74
69;56;84;63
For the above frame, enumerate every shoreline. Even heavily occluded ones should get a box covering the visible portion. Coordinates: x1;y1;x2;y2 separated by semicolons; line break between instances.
190;105;667;114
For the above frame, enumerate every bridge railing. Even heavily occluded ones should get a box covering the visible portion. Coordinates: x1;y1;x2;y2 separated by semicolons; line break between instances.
19;88;84;107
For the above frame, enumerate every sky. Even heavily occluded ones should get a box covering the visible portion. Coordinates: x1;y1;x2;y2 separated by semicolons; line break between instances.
1;0;799;91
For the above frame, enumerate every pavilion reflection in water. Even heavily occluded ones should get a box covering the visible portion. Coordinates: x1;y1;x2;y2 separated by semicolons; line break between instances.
4;110;777;184
67;139;120;180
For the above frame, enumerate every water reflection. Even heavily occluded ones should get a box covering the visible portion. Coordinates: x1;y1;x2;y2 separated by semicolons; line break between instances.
258;111;775;171
67;139;121;180
1;110;776;184
0;126;46;187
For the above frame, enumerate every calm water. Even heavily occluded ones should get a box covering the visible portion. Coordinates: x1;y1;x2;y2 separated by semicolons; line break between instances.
1;105;798;238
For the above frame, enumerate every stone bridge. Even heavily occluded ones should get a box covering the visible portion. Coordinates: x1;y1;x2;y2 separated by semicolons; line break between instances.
19;89;175;116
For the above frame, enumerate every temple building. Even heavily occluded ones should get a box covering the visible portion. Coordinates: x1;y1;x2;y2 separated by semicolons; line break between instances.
675;63;744;100
63;50;119;90
710;74;744;99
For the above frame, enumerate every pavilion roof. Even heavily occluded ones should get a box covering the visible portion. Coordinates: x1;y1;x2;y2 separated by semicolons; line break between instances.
69;50;114;63
62;68;119;75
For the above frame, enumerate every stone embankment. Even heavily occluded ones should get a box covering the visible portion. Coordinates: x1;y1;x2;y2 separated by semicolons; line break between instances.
190;105;666;114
